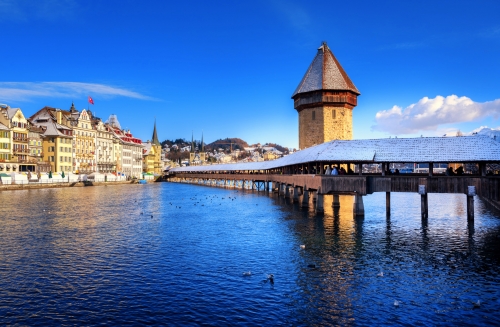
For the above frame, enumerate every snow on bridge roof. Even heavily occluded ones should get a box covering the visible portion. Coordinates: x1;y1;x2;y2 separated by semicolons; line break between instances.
171;136;500;173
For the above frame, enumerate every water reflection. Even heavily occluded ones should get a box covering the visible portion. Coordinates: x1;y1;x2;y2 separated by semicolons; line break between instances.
0;185;499;326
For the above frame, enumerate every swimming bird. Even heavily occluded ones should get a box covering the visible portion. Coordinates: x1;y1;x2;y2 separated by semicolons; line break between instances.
267;274;274;284
377;271;384;277
242;271;252;276
474;300;481;308
394;300;400;307
300;244;305;249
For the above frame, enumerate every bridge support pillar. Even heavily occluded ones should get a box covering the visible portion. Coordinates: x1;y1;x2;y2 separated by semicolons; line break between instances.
353;193;364;216
293;186;300;203
386;192;391;217
467;186;476;222
316;187;324;213
332;194;340;208
285;185;290;198
301;186;309;208
419;185;428;219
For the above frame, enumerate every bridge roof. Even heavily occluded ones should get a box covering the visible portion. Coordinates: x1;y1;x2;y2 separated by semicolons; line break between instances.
171;135;500;172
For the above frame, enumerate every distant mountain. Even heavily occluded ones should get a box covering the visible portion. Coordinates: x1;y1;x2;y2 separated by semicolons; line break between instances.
161;137;290;155
206;138;248;152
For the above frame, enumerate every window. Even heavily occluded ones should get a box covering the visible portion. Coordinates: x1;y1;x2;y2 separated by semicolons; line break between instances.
332;109;336;119
312;111;316;120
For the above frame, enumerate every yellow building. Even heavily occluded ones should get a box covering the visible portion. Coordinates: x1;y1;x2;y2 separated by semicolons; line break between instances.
0;105;31;172
292;42;360;149
29;106;74;173
151;121;162;174
0;121;11;170
142;121;162;174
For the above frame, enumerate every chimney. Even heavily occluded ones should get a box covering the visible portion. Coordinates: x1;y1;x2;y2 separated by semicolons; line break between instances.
56;109;62;125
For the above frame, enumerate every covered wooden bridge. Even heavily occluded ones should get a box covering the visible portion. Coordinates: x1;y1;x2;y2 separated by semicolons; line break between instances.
168;135;500;222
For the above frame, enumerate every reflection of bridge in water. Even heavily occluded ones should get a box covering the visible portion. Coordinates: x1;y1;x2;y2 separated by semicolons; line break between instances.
168;136;500;224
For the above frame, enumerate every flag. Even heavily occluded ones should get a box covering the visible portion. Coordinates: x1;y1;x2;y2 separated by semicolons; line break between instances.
88;96;94;105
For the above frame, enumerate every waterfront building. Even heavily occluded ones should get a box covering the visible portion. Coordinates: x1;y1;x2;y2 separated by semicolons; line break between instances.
70;106;96;174
28;125;51;173
93;119;115;173
0;105;30;171
151;121;162;174
0;121;10;172
106;115;143;178
28;125;44;160
142;141;156;174
292;42;360;149
29;106;74;173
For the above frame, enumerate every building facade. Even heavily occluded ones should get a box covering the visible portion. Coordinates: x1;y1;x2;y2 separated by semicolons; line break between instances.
292;42;360;149
94;120;115;173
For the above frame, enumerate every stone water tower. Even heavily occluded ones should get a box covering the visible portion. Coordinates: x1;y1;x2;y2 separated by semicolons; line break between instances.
292;42;360;149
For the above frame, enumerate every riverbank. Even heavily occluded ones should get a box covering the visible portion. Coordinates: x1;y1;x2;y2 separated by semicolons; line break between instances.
0;180;149;191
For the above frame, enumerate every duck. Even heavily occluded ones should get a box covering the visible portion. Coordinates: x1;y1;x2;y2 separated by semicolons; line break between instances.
377;271;384;277
242;271;252;276
300;244;306;249
394;300;400;307
474;300;481;308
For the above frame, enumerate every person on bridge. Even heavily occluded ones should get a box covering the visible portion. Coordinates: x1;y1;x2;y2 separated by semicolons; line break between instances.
331;167;339;175
325;165;331;175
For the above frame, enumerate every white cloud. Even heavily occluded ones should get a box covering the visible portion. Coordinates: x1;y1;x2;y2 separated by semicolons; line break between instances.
0;82;155;102
372;95;500;135
0;0;78;21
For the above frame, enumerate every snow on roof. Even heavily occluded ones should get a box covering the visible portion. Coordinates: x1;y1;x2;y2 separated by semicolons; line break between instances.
292;42;360;97
171;136;500;173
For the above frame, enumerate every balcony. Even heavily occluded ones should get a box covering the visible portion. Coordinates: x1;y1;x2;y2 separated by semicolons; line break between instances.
13;148;30;154
13;136;28;143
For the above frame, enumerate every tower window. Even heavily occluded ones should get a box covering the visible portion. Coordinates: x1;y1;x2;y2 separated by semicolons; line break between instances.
332;109;336;119
312;111;316;120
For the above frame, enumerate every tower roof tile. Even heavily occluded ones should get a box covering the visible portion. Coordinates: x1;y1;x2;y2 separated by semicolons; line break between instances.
292;42;360;97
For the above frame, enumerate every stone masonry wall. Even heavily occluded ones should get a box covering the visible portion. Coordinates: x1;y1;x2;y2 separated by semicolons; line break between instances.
323;106;353;141
299;107;324;149
299;106;353;149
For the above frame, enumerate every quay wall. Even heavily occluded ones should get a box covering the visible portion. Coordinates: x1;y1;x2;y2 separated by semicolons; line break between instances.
0;180;142;192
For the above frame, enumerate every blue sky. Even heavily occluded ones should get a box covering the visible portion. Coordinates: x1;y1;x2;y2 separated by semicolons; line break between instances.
1;0;499;149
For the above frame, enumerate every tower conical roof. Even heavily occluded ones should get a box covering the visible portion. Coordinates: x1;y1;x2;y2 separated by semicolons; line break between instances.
292;42;360;97
152;120;161;146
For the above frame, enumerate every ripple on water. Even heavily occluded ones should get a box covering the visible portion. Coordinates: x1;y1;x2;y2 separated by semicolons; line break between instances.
0;184;499;326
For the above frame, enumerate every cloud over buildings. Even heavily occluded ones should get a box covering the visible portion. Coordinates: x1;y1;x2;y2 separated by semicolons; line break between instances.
372;95;500;135
0;82;155;102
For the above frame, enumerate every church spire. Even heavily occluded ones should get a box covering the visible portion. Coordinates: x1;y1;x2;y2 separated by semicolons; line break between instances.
152;119;161;146
201;132;204;152
191;131;194;153
69;102;77;113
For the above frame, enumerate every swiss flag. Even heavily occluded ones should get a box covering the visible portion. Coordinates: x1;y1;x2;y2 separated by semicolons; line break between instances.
88;96;94;105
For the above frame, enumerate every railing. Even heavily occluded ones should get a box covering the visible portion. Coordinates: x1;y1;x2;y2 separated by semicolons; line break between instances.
13;148;30;154
13;136;28;142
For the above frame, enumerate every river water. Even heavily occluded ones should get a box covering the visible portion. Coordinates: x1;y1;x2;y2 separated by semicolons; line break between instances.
0;183;499;326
